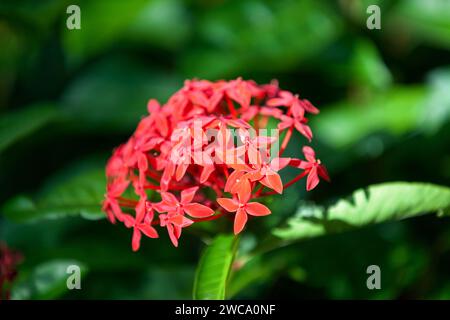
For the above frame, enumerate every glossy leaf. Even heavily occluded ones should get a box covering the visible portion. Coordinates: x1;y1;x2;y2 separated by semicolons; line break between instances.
273;182;450;241
193;234;239;300
11;260;87;300
2;169;106;222
0;104;58;153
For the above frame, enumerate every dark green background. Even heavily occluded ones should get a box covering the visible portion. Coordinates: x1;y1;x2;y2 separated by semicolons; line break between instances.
1;0;450;299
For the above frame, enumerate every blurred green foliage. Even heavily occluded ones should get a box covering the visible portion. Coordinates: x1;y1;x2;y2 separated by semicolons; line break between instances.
1;0;450;300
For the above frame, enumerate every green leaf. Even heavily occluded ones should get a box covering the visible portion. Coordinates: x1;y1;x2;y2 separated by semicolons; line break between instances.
193;234;239;300
2;168;106;222
11;260;87;300
420;67;450;133
313;87;427;148
390;0;450;49
273;182;450;242
0;104;58;153
351;40;392;91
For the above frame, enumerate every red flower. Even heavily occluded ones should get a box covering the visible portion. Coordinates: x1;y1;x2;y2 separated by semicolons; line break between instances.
247;157;291;194
217;193;271;234
159;212;193;247
156;187;214;218
102;178;129;223
103;78;328;250
298;146;330;191
278;111;313;142
267;90;319;114
122;199;158;251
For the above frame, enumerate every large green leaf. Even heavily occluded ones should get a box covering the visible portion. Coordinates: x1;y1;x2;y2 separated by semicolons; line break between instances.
193;234;239;300
273;182;450;242
2;168;106;222
0;104;58;153
11;260;87;300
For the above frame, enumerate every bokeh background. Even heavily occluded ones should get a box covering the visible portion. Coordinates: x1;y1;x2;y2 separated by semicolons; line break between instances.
1;0;450;299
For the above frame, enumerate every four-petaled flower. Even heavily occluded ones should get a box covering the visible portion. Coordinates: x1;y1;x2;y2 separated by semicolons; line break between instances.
298;146;330;191
217;193;271;234
122;199;159;251
156;187;215;218
159;212;194;247
247;157;291;194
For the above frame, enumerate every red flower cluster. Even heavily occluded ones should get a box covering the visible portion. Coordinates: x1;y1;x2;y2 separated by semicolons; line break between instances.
103;78;329;250
0;243;23;300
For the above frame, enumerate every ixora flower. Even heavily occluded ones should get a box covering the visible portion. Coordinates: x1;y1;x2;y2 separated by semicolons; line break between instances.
103;78;329;250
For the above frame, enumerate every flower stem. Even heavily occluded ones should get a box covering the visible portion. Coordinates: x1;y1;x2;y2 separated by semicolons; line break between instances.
226;96;238;118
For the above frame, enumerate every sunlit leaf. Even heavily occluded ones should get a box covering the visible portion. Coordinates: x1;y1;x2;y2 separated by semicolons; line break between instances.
273;182;450;241
313;87;427;148
193;234;239;300
420;67;450;133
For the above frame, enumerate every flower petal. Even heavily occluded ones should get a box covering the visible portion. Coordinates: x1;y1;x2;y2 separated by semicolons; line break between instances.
147;99;160;114
265;172;283;194
121;214;135;228
167;224;179;247
302;146;316;163
138;224;159;238
294;122;313;141
135;198;147;223
270;157;291;171
181;186;199;204
161;192;179;206
248;145;262;166
232;177;251;204
217;198;239;212
200;164;215;183
138;153;148;173
183;203;214;218
300;99;320;114
225;170;245;193
306;166;320;191
132;228;141;252
245;202;271;216
317;164;330;182
175;163;189;181
234;208;248;234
